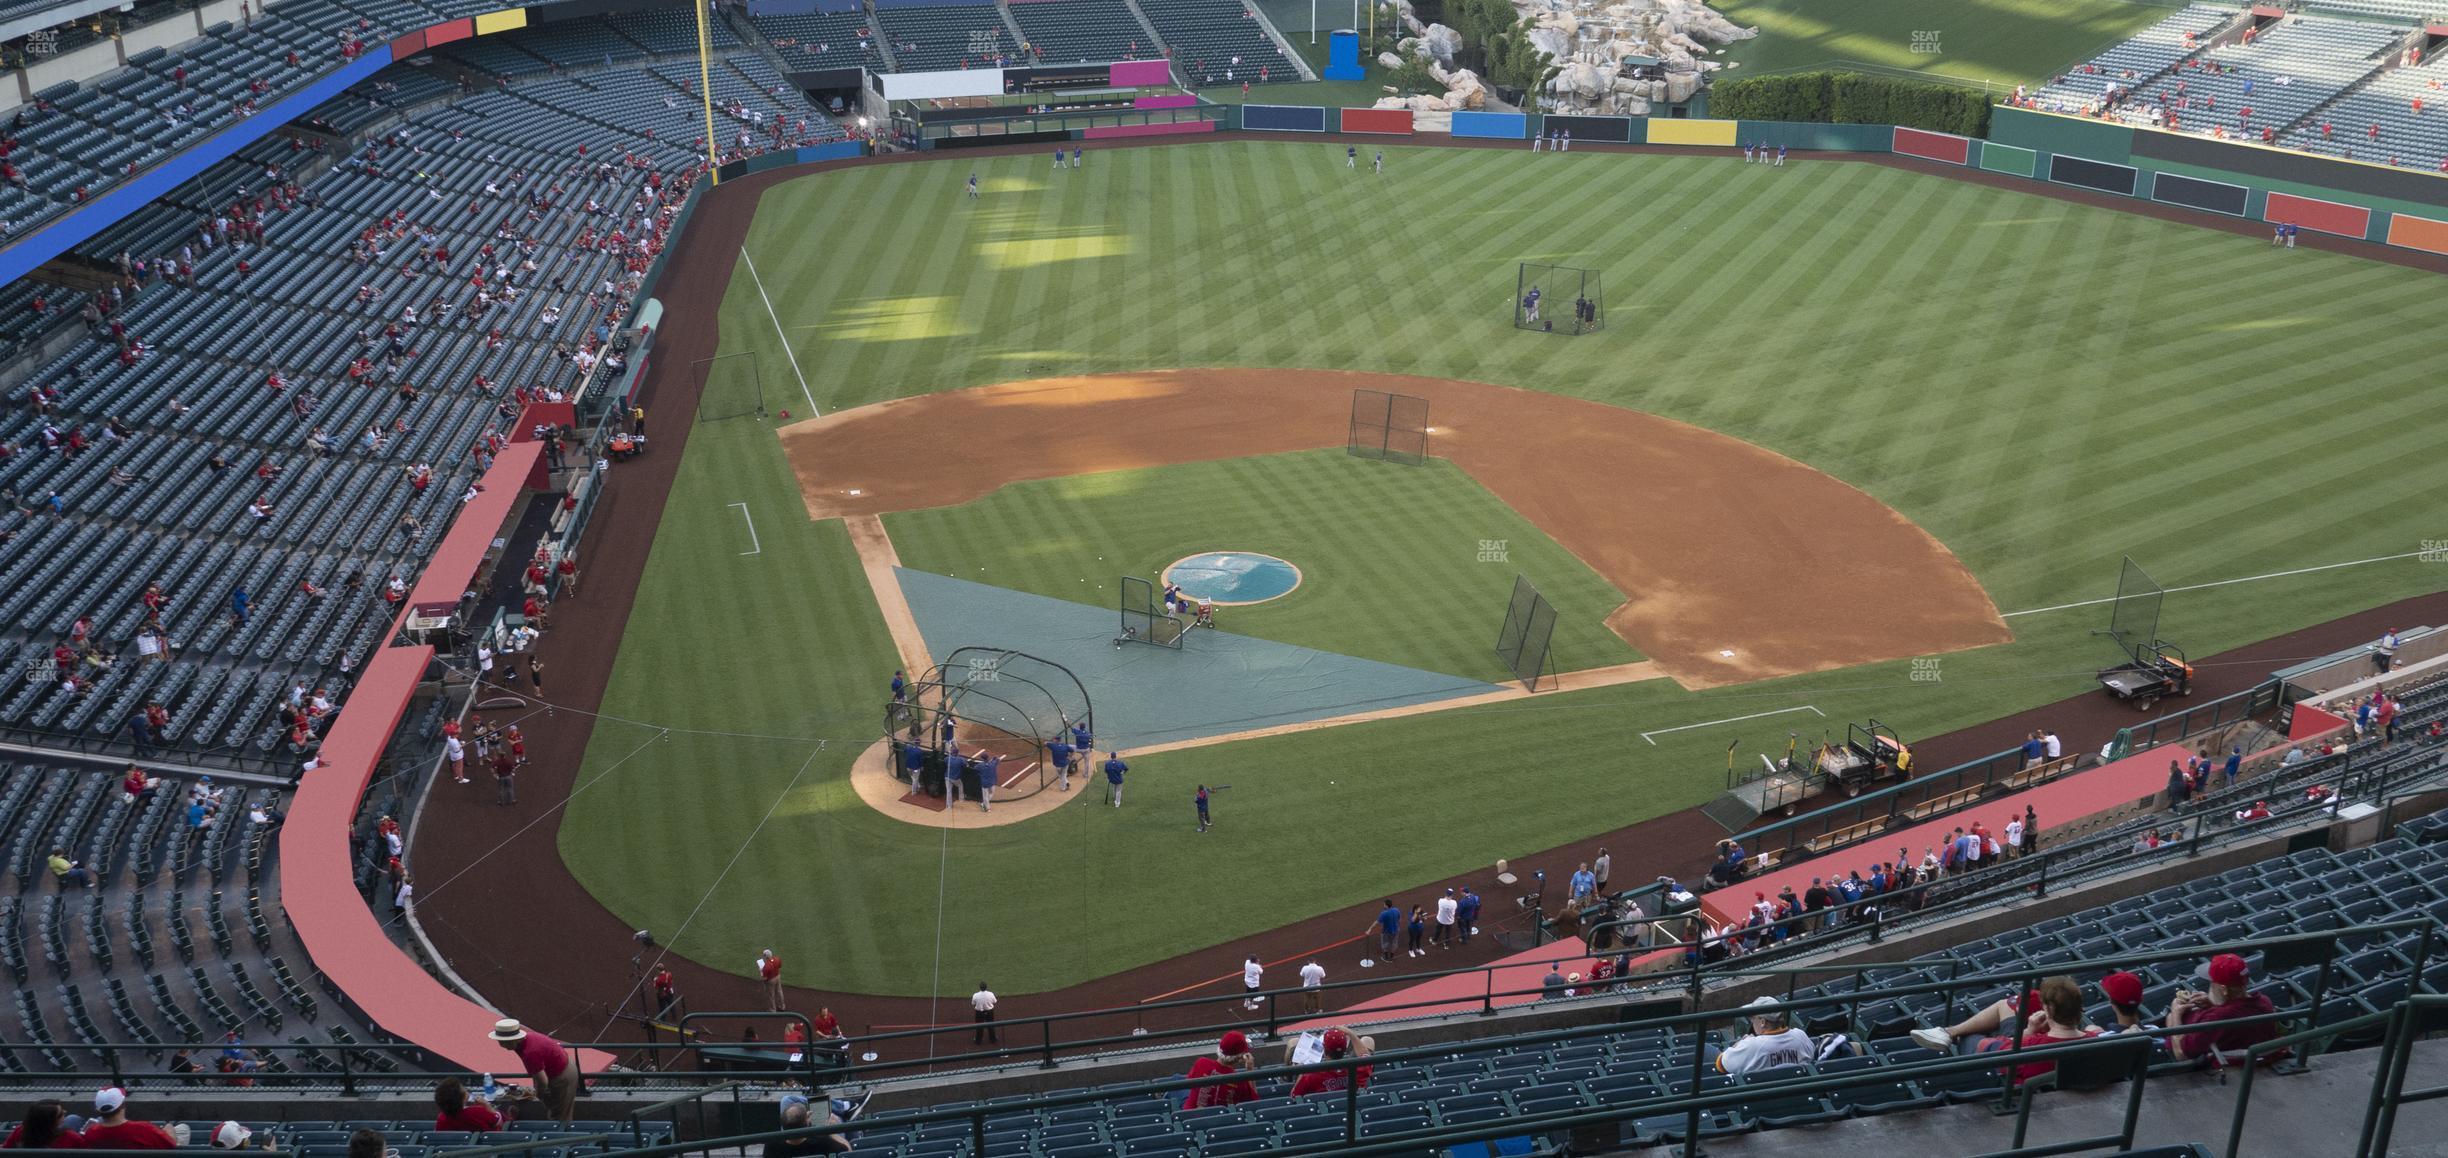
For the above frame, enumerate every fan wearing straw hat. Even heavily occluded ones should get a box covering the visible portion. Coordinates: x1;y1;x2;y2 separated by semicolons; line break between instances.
488;1018;578;1125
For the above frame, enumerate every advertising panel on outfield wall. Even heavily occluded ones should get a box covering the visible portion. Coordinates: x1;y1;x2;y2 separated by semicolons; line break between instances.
2131;126;2448;211
2150;171;2249;217
1645;118;1736;146
1242;104;1329;132
2048;153;2139;197
1892;127;1970;165
1538;114;1634;143
1450;110;1528;139
2387;213;2448;255
1339;107;1414;134
1978;142;2037;177
2263;191;2371;238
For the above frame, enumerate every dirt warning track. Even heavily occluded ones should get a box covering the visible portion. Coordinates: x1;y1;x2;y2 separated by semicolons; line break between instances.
781;369;2010;687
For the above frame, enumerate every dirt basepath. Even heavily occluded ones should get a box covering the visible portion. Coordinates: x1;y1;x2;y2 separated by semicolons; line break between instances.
783;370;2010;689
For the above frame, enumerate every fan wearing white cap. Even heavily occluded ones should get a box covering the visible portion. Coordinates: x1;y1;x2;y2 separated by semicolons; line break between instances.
79;1087;182;1148
1710;996;1814;1075
212;1120;271;1150
488;1018;578;1126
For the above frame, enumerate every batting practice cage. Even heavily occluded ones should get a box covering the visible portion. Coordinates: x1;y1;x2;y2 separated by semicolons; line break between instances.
693;351;766;422
2104;555;2166;649
1117;575;1187;649
1515;263;1603;335
1493;574;1558;691
886;648;1092;803
1348;388;1430;466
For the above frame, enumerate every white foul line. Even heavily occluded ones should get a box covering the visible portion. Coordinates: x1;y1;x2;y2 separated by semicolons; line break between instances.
1641;704;1825;746
2002;549;2433;619
731;502;761;555
737;246;818;418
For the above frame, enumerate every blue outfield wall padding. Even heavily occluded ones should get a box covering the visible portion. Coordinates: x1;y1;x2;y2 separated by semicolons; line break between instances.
795;140;866;163
1450;110;1526;139
0;46;392;285
1242;104;1328;132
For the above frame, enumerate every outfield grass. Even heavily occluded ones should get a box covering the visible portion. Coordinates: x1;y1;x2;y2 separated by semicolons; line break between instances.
885;450;1642;682
560;142;2448;997
1709;0;2180;89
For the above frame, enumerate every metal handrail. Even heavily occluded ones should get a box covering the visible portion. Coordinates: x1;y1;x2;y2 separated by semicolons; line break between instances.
1679;740;2448;972
1725;680;2282;859
2354;993;2448;1157
10;921;2418;1116
431;1134;612;1158
537;1013;2268;1158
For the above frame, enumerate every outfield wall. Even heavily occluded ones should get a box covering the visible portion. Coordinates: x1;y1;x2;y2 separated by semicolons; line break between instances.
1986;104;2448;250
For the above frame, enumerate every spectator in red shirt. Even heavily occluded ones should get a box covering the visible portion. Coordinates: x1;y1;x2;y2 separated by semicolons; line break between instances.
1975;976;2099;1084
3;1099;83;1148
432;1078;503;1133
78;1088;176;1149
489;1019;577;1125
759;950;784;1010
2168;953;2282;1064
1181;1031;1259;1109
1289;1028;1372;1096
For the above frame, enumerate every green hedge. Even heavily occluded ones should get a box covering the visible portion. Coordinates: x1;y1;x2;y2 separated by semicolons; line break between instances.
1707;71;1992;138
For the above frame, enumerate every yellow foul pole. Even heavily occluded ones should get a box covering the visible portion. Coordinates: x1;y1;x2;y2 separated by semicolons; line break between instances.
696;0;721;184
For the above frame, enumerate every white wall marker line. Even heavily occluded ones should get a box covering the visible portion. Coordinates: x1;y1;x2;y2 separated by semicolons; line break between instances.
1641;704;1825;746
2003;550;2433;619
738;246;818;418
731;502;761;555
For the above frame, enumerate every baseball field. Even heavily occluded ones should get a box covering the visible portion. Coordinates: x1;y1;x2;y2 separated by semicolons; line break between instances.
517;139;2447;1007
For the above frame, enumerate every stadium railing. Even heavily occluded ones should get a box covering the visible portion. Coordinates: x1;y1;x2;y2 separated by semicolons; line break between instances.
1631;737;2448;975
1728;680;2288;866
320;921;2427;1158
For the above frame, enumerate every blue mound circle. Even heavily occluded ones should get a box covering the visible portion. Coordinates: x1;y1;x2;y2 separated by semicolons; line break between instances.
1164;552;1302;605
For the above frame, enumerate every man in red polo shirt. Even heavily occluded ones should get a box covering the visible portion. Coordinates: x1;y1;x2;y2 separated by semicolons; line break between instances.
489;1019;577;1125
759;950;784;1011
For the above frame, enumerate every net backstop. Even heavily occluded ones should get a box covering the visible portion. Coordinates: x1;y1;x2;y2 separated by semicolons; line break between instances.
1515;264;1603;335
693;351;765;422
1117;575;1186;649
1348;388;1430;466
1494;575;1558;691
2106;555;2166;651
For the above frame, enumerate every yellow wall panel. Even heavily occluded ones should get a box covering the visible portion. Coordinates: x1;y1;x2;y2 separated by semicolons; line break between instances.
1645;118;1738;147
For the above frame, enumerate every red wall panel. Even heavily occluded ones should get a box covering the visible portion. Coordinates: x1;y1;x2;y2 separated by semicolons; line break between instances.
2264;191;2371;238
1338;107;1414;135
1892;127;1970;165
